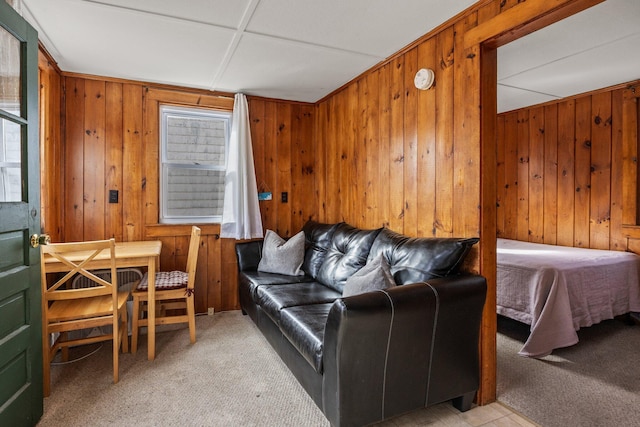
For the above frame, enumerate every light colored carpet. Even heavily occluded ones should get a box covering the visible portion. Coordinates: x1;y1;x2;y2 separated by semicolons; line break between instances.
39;311;329;427
41;311;519;427
497;316;640;427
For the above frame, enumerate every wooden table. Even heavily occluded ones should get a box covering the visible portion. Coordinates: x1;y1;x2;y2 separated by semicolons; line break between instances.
43;240;163;360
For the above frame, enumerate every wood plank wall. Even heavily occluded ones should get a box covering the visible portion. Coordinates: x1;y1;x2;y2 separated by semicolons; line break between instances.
496;83;636;251
38;67;316;313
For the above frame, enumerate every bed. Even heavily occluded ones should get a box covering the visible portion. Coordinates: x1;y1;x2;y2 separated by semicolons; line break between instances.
497;238;640;357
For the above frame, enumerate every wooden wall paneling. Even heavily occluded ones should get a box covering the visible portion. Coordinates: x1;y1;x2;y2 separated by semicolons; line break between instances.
377;65;392;230
556;100;575;246
122;84;144;242
589;91;612;249
502;112;518;239
543;104;559;244
403;48;419;236
315;102;327;222
434;28;454;237
574;96;592;247
291;104;314;231
64;77;85;242
621;87;639;226
105;82;123;241
207;232;222;312
276;103;292;237
453;12;481;239
609;89;626;250
323;97;339;223
142;88;160;226
82;79;106;241
39;53;63;242
345;85;359;226
528;106;545;243
389;57;405;233
496;115;506;237
516;110;530;241
416;40;437;237
221;237;239;310
364;70;381;229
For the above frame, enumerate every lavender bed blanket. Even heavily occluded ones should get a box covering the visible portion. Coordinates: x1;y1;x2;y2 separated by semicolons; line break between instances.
497;238;640;357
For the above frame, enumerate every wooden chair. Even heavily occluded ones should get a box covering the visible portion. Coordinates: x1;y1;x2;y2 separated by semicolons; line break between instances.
131;226;201;353
40;239;129;397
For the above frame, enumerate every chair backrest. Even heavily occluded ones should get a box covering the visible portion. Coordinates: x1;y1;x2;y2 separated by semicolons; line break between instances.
41;239;118;302
185;226;201;290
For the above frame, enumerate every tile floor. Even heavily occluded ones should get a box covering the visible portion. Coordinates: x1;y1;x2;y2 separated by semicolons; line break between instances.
378;401;539;427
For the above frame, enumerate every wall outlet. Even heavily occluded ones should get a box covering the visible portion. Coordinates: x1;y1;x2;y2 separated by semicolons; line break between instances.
208;307;215;316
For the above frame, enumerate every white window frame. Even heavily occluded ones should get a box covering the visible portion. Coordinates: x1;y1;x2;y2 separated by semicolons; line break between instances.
159;104;231;224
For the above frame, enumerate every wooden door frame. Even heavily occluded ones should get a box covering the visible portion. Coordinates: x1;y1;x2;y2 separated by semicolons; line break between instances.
474;0;606;405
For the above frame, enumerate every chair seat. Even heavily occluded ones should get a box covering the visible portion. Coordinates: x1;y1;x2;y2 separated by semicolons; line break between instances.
136;271;188;291
48;291;129;322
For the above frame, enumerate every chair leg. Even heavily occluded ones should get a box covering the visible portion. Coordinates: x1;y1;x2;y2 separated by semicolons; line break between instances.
120;306;129;353
131;295;140;354
187;295;196;344
42;329;51;397
113;327;119;384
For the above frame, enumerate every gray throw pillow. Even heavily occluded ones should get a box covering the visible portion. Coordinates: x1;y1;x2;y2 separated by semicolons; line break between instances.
342;254;396;297
258;229;305;276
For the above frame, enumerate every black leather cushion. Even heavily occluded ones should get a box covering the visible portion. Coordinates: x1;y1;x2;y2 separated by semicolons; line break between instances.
367;228;479;284
316;223;382;293
239;271;314;303
280;303;333;374
302;220;342;279
257;282;341;324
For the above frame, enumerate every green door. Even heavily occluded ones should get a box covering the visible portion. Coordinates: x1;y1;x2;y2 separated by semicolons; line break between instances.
0;2;43;426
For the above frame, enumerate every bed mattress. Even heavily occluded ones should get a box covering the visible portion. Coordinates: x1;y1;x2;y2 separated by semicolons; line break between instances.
497;238;640;357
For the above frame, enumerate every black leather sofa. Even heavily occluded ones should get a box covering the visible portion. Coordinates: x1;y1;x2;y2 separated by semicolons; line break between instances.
235;221;487;427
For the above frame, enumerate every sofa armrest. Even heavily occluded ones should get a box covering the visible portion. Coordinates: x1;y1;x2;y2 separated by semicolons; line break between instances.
322;274;486;427
235;240;263;272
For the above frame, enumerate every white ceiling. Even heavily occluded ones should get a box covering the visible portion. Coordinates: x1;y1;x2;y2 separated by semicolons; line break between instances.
18;0;476;103
16;0;640;109
498;0;640;113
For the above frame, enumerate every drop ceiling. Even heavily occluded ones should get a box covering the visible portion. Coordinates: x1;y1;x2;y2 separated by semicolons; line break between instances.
16;0;640;110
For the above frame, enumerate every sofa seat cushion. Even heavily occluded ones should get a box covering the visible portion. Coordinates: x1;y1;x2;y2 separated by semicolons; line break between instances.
257;282;341;324
280;303;333;374
239;271;315;303
368;228;479;284
316;223;382;293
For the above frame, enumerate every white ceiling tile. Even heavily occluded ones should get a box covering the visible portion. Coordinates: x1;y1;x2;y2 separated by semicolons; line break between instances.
497;84;559;114
246;0;476;56
79;0;252;28
25;0;235;87
498;0;640;80
500;33;640;101
216;33;381;102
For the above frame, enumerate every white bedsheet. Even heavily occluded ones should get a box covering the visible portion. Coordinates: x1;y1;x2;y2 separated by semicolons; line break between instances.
497;238;640;357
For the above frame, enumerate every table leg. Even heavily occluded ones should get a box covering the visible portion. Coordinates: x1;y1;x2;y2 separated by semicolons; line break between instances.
147;256;156;361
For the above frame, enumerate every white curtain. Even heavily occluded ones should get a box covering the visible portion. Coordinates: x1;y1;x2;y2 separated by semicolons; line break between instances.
220;93;264;239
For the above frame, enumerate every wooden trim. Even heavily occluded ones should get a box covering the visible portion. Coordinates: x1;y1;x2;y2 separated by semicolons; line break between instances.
464;0;605;48
478;44;498;405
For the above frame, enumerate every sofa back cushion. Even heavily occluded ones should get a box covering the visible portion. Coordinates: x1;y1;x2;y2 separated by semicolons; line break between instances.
367;228;479;284
316;223;382;293
301;220;342;279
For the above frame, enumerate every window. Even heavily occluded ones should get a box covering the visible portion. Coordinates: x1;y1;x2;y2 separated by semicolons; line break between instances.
160;105;230;224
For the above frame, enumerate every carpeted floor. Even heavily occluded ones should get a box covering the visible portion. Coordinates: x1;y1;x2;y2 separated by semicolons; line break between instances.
497;315;640;427
40;311;530;427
